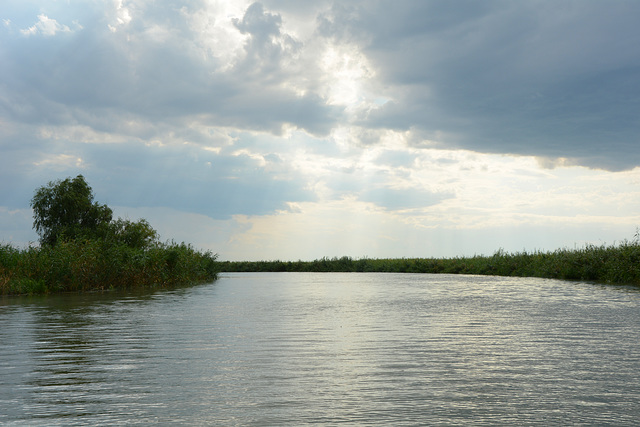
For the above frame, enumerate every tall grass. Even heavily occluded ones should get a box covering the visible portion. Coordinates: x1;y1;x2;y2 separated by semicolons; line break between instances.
0;240;218;295
5;238;639;295
218;240;640;286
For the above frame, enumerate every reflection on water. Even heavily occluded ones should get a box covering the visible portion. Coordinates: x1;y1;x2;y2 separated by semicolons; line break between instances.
2;273;640;425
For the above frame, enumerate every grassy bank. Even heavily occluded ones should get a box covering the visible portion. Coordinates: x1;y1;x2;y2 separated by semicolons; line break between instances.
0;240;218;295
218;239;640;286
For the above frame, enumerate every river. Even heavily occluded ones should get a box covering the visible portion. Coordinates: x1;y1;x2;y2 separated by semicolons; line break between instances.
1;272;640;425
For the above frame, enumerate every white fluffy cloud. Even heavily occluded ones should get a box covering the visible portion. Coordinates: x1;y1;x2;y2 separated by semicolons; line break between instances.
20;14;73;36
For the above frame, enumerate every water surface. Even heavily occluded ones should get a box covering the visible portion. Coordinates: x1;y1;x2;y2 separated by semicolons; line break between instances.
2;273;640;425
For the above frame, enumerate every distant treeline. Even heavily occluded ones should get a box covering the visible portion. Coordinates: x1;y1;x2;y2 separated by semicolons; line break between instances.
219;240;640;286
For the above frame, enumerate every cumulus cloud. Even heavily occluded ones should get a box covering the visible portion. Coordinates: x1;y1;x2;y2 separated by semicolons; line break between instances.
20;14;72;36
316;0;640;170
1;1;339;137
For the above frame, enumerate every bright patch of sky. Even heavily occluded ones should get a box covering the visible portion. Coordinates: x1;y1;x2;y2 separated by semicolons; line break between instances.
2;1;640;260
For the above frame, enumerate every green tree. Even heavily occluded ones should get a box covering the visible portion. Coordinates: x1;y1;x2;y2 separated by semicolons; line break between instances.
100;218;159;250
30;175;113;246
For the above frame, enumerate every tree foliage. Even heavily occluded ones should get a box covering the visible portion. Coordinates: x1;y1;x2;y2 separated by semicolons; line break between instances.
98;218;159;250
29;175;163;251
31;175;113;246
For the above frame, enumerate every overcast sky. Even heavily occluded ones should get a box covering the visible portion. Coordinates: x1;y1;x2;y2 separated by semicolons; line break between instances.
2;0;640;260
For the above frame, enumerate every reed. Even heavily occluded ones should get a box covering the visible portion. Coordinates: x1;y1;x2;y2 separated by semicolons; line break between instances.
0;240;218;295
217;239;640;286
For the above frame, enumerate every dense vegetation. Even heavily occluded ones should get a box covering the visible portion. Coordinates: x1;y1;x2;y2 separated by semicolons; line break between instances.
219;239;640;286
3;176;639;294
1;175;218;295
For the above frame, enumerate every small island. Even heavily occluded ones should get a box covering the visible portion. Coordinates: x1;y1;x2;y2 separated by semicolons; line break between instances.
1;175;218;295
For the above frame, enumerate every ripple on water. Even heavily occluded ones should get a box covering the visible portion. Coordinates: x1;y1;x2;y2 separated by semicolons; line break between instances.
1;273;640;425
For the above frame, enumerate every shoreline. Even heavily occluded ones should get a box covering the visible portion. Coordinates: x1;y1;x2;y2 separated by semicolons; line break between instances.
217;241;640;286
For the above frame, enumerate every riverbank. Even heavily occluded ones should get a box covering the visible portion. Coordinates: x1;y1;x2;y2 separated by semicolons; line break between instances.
218;240;640;286
0;240;218;295
4;238;639;295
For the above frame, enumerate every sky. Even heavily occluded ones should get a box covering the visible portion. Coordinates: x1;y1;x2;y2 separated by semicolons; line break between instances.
2;0;640;261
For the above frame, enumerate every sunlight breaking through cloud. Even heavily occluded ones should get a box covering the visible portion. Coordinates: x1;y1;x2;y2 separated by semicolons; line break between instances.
2;1;640;258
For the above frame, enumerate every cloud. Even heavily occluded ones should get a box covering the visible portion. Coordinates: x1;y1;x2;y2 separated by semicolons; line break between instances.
20;14;72;36
1;1;340;141
233;2;281;39
0;113;317;218
317;0;640;170
4;1;640;172
359;187;452;211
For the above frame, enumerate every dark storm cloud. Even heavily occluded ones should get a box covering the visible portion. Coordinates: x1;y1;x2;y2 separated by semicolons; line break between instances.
318;0;640;170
